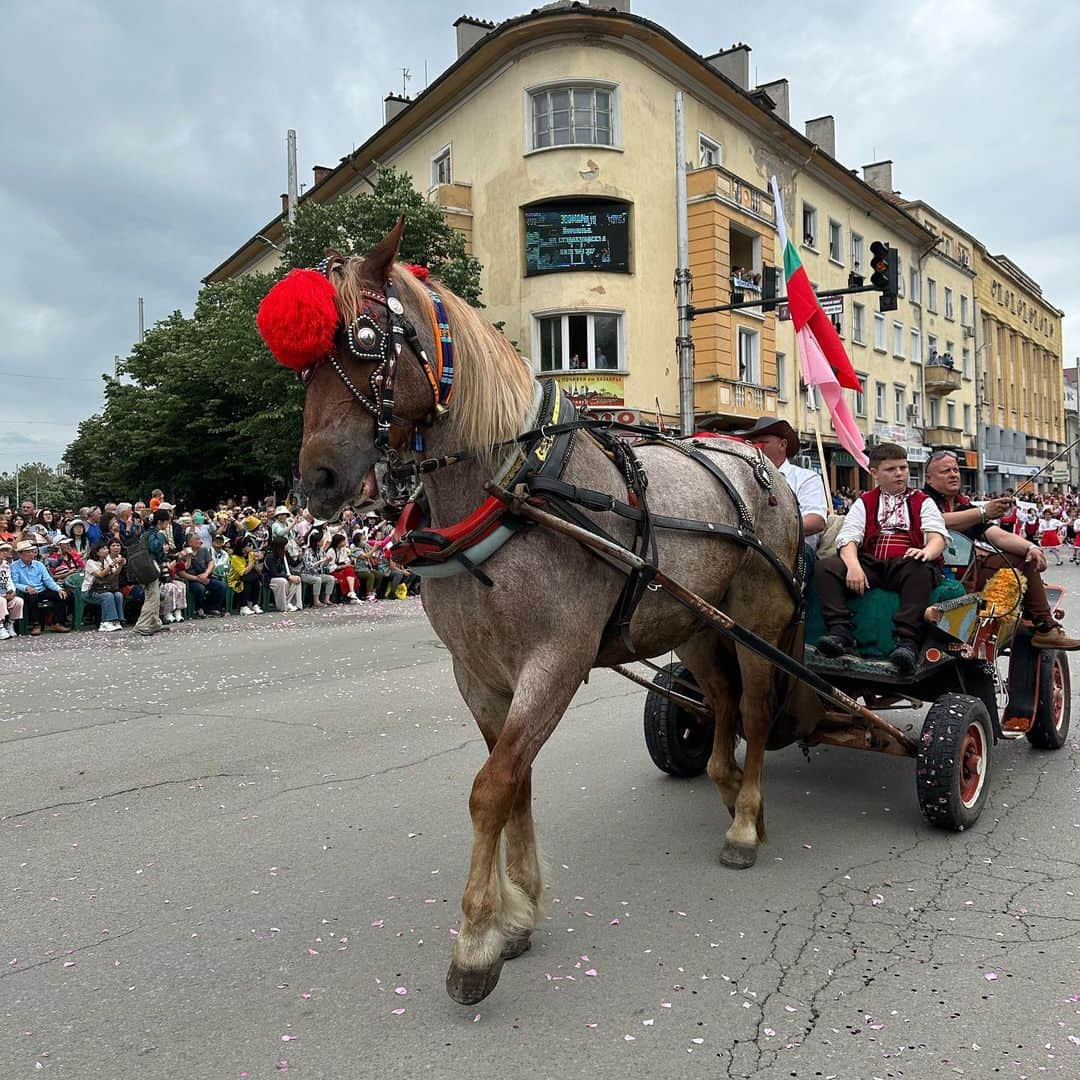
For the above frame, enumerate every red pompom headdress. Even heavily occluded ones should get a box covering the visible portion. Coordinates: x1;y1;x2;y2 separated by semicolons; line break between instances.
256;269;340;371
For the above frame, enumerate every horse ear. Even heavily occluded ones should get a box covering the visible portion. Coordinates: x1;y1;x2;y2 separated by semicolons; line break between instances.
364;218;406;283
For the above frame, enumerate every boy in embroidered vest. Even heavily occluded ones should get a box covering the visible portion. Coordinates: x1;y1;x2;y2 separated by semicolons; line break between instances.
814;442;948;673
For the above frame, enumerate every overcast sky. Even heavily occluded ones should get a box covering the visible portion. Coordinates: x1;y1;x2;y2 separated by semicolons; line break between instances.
3;0;1077;471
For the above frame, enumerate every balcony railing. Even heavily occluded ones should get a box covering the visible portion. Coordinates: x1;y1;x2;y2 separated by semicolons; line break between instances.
925;362;962;395
923;425;964;446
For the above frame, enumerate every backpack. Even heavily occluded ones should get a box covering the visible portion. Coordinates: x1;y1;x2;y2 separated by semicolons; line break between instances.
126;531;161;586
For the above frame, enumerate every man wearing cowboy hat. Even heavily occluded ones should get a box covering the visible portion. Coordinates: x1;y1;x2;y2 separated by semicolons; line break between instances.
734;416;829;560
10;539;71;635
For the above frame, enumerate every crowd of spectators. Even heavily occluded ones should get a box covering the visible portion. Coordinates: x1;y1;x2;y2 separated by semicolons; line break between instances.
0;493;419;640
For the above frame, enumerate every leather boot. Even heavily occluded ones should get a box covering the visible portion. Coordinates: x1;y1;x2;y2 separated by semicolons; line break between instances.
1031;624;1080;650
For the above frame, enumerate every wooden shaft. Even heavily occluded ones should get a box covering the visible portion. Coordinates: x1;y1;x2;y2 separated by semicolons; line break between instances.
610;663;714;720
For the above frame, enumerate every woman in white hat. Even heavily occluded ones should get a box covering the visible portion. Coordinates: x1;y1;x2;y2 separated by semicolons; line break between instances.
0;541;24;639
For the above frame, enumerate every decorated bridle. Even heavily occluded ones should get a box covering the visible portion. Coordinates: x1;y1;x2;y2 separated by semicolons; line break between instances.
257;257;454;456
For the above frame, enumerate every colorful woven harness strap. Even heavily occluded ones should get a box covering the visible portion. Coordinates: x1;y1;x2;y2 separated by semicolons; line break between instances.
425;288;455;409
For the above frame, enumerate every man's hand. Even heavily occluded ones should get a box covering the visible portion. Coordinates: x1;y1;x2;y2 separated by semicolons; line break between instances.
1025;544;1047;572
57;588;67;600
25;585;37;596
846;565;869;595
5;589;14;600
983;497;1012;521
288;574;300;584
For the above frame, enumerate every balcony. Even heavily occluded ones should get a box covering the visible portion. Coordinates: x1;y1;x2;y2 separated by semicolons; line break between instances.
925;362;962;395
694;375;778;420
923;425;964;447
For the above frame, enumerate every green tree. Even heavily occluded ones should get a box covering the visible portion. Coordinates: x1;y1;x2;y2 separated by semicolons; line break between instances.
64;167;484;503
0;463;84;510
283;167;483;305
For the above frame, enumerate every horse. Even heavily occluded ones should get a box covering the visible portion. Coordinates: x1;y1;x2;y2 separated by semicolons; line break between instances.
259;221;804;1006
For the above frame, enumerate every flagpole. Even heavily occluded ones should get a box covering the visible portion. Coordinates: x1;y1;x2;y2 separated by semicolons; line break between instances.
674;91;694;436
814;427;833;511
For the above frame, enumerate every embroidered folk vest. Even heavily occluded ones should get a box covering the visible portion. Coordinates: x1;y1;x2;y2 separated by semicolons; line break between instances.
860;487;928;560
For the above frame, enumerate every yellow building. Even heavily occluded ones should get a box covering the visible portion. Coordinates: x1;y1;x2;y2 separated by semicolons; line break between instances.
206;2;989;494
972;247;1065;493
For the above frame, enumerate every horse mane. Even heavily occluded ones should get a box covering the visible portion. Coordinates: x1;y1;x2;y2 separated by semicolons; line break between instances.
331;256;535;459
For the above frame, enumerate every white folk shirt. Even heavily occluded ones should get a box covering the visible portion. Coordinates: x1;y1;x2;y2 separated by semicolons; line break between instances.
778;459;829;551
836;490;948;551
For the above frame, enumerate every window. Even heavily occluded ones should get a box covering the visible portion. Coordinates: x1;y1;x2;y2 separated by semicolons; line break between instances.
929;397;940;427
851;233;864;272
828;220;843;263
530;85;614;149
776;351;788;401
928;333;939;361
738;327;761;383
804;382;820;411
892;321;904;358
912;391;922;426
699;133;721;167
946;400;956;428
852;303;866;344
927;278;938;313
873;312;886;351
830;310;844;338
875;381;887;420
909;267;921;305
960;294;970;326
962;347;971;379
964;403;972;432
855;373;867;417
535;311;622;372
894;385;906;425
943;236;952;258
802;203;817;249
911;329;922;364
431;144;452;186
896;252;904;298
944;287;955;320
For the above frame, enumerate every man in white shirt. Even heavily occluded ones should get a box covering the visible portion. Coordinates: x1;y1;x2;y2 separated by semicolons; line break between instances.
735;417;828;575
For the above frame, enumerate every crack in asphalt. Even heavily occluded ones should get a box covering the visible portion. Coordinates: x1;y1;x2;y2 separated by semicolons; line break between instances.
1;927;140;980
1;773;244;822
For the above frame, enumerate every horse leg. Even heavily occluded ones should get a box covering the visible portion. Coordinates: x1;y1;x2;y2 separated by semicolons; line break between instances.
718;649;774;869
678;634;742;817
453;660;543;960
446;656;582;1005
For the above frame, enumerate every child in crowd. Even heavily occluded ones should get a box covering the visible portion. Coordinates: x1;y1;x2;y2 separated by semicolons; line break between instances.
0;541;25;639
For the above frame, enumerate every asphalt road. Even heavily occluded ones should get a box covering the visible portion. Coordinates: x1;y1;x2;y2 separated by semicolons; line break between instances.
3;573;1080;1080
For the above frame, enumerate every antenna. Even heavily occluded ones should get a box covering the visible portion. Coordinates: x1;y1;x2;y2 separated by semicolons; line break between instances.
401;67;412;97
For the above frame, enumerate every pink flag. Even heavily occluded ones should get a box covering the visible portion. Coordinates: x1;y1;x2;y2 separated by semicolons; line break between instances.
797;328;869;469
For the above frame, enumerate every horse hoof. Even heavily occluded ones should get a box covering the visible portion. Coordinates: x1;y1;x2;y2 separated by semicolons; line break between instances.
500;931;532;961
719;840;758;869
446;957;505;1005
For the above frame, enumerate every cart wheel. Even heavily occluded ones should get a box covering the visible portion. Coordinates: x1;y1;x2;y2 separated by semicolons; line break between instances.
1027;650;1071;750
643;663;714;778
916;693;993;831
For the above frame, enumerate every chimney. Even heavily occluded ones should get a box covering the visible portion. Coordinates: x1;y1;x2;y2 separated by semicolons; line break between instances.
863;160;894;193
755;78;789;123
453;15;495;57
312;165;332;187
805;115;836;158
384;93;411;123
280;193;289;216
589;0;630;9
705;43;750;90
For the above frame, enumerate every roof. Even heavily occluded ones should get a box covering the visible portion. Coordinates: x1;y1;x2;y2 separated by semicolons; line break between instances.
204;3;934;283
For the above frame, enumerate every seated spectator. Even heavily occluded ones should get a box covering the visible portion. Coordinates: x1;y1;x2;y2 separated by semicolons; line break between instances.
228;536;263;614
47;536;85;586
178;533;227;618
300;528;337;607
351;530;382;602
11;539;71;635
161;550;189;623
82;539;126;632
192;511;215;548
263;536;302;611
36;509;64;542
116;502;142;547
67;518;91;556
210;534;232;593
0;541;25;640
85;507;104;544
328;533;363;604
2;513;27;545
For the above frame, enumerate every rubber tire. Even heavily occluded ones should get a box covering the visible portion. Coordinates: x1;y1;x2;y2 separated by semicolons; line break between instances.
643;663;714;778
1027;649;1071;750
916;693;993;832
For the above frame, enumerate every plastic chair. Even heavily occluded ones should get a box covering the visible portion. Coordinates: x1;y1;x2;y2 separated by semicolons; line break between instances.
67;574;86;629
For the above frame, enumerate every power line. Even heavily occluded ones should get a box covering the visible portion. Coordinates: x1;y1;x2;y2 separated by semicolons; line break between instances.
0;419;79;426
0;369;106;382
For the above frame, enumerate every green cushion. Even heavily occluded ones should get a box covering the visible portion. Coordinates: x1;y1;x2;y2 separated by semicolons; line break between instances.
806;577;965;658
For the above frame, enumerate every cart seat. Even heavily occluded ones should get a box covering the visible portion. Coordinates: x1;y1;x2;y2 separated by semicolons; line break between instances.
805;578;966;659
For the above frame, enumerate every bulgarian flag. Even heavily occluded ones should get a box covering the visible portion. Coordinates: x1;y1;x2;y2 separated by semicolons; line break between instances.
770;176;868;469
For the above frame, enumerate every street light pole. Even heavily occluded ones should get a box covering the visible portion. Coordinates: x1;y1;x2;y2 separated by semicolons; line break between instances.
674;92;694;436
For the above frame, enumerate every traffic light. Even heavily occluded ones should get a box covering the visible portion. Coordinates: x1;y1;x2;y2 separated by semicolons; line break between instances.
869;240;899;312
761;264;781;312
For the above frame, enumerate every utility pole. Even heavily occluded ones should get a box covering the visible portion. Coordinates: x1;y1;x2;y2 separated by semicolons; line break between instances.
674;91;694;436
14;464;19;506
138;297;145;343
287;129;299;225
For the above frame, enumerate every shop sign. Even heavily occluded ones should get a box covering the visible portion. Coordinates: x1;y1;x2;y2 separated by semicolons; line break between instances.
906;445;929;463
873;422;911;444
779;295;843;321
550;372;625;408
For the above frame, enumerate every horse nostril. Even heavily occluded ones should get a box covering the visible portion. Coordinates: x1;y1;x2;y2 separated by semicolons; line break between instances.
313;466;337;491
